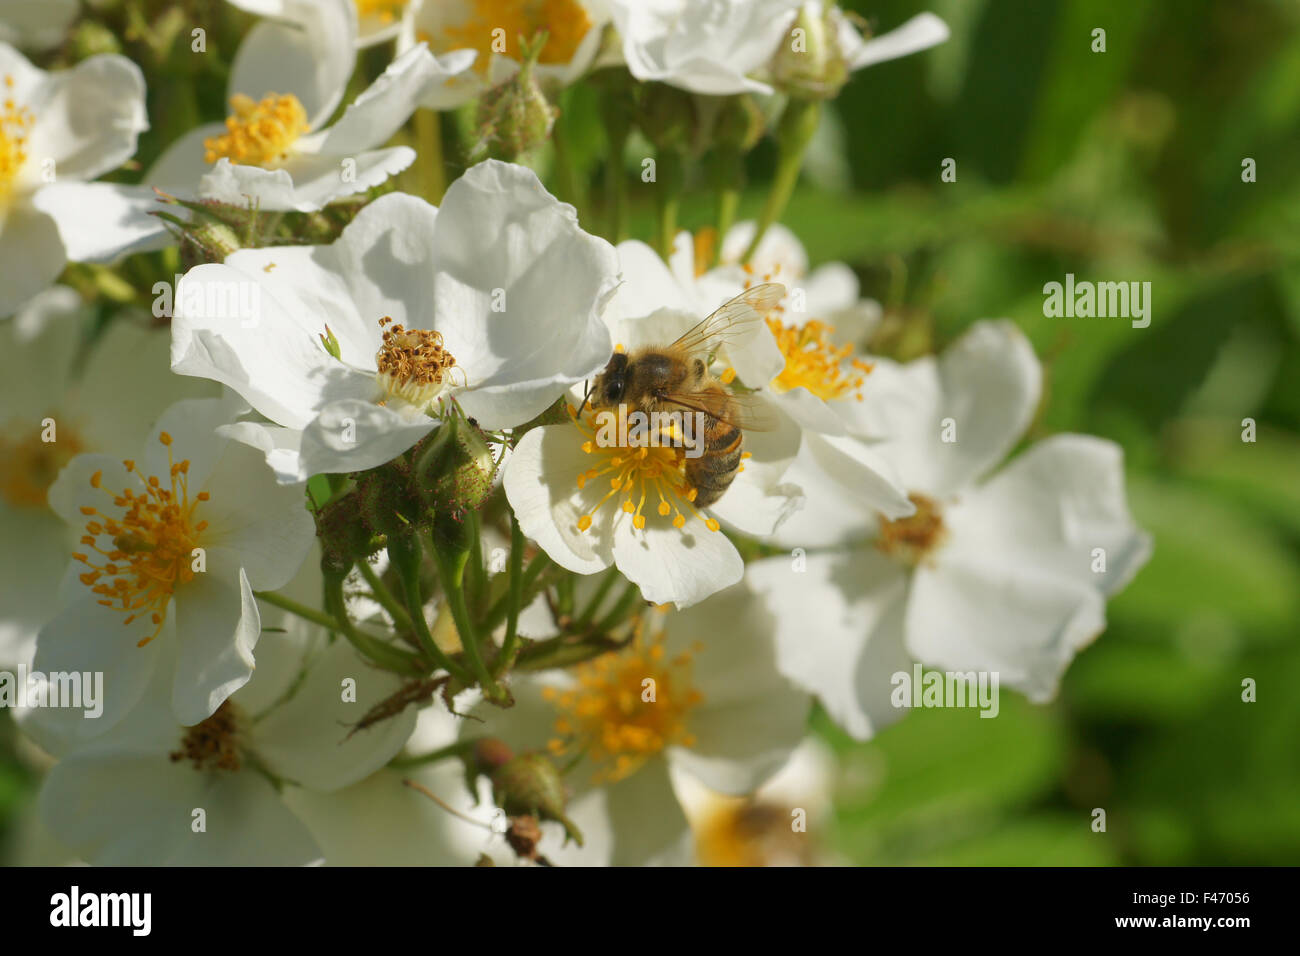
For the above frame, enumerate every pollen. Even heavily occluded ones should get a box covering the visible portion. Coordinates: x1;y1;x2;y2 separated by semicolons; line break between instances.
767;317;873;402
441;0;593;71
876;492;947;566
74;433;210;647
355;0;408;24
569;405;719;535
0;76;34;207
0;419;84;509
542;629;703;785
374;316;463;411
170;701;243;772
204;93;309;167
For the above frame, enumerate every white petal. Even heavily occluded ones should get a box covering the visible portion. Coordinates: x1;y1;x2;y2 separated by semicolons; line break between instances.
229;5;356;130
905;555;1106;702
860;319;1042;496
415;49;482;110
663;584;811;793
198;146;415;212
168;771;322;865
0;202;66;317
143;122;226;191
32;594;165;737
24;53;148;181
31;182;170;263
171;263;376;429
253;638;418;791
610;515;743;609
427;160;617;429
314;44;438;155
170;569;259;727
293;398;438;480
602;758;694;865
0;0;78;50
747;550;911;741
845;12;950;71
947;434;1152;597
503;424;612;575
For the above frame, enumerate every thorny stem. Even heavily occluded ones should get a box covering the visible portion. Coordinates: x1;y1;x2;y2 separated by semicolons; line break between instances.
494;515;527;678
356;559;415;635
388;737;480;769
387;535;473;684
320;573;426;676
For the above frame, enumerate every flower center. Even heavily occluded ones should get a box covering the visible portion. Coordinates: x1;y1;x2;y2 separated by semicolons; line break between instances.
203;93;309;167
876;492;946;566
0;76;34;209
73;432;209;647
694;800;815;867
170;700;242;772
355;0;408;24
767;317;873;402
543;630;703;784
569;404;724;534
0;419;85;510
441;0;593;71
374;316;462;410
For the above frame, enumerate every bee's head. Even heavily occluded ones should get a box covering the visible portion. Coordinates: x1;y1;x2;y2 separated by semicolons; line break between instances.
592;351;629;407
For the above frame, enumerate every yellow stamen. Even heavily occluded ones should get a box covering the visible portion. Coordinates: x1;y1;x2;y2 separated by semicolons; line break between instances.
0;419;85;509
374;316;464;410
74;433;210;647
568;404;719;536
876;492;947;566
543;629;703;784
355;0;408;25
0;75;35;208
204;93;309;167
439;0;592;72
767;317;873;402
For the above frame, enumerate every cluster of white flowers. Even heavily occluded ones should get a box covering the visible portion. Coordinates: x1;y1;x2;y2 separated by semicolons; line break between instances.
0;0;1149;867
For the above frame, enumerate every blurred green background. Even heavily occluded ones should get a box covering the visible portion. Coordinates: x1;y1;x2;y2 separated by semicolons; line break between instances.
786;0;1300;865
2;0;1298;865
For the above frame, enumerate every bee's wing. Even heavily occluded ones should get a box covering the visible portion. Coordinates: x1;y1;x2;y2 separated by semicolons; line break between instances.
670;282;786;357
658;388;778;432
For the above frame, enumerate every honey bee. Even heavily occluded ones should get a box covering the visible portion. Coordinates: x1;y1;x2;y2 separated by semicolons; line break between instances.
584;282;786;508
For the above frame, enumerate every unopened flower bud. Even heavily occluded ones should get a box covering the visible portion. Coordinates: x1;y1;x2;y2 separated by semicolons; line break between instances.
473;37;558;162
771;3;850;100
491;752;584;847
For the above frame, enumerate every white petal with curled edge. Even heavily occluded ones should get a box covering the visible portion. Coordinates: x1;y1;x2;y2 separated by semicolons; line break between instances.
293;397;439;481
313;44;439;155
843;11;950;71
170;569;259;728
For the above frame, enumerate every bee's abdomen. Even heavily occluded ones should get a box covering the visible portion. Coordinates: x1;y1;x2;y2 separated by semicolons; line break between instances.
687;424;743;508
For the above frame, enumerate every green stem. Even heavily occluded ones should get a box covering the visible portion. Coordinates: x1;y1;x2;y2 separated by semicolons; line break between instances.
481;551;549;633
741;98;821;264
431;533;507;702
320;575;426;675
254;590;339;632
465;508;486;612
355;559;414;634
605;127;628;243
416;108;446;204
388;738;479;770
494;515;526;677
573;566;620;629
653;147;685;261
593;581;644;633
387;534;473;683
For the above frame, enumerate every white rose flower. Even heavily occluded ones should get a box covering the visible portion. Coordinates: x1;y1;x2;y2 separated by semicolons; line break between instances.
752;321;1152;739
0;43;148;315
24;606;419;866
172;161;619;482
458;582;812;865
33;393;317;734
0;288;215;668
610;0;805;95
145;0;437;213
405;0;609;109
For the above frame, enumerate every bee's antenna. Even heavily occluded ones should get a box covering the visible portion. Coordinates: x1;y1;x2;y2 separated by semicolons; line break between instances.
576;379;592;418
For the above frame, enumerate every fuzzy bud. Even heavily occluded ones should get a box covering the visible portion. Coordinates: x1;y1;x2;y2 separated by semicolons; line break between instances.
491;752;584;847
771;3;851;101
472;37;558;162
